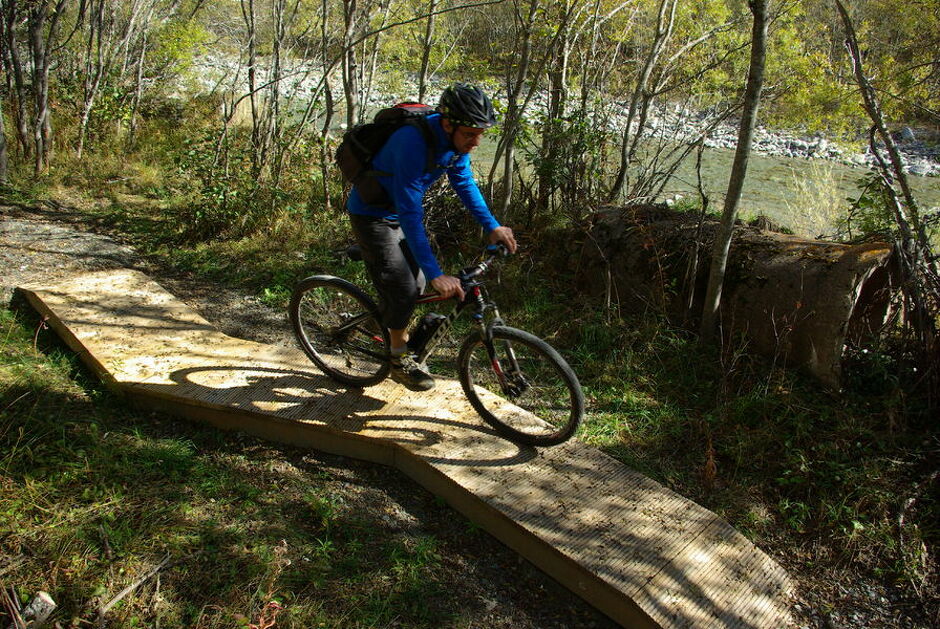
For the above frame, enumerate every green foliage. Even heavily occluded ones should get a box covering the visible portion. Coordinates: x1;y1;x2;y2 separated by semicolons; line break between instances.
174;131;255;238
170;123;339;243
839;171;898;240
521;109;610;227
763;14;859;135
150;19;213;92
661;0;748;104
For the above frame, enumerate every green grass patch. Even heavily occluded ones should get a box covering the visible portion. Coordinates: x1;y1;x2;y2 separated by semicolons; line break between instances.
0;309;469;627
4;180;936;608
558;307;937;589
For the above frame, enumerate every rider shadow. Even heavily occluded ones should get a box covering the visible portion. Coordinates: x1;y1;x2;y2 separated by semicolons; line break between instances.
141;365;382;433
346;411;539;468
139;365;538;468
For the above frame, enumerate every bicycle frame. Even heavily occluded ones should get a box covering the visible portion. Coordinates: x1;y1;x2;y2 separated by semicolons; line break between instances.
411;283;491;365
410;251;527;397
322;276;487;364
327;246;524;395
292;245;583;445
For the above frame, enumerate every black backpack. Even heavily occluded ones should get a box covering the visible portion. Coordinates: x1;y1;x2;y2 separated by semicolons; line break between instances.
336;102;437;207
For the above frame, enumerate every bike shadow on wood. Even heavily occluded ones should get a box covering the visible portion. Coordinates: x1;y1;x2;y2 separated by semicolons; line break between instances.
139;365;536;467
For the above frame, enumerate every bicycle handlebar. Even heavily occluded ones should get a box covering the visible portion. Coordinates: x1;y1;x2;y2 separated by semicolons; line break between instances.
485;243;509;257
458;243;512;285
415;244;511;303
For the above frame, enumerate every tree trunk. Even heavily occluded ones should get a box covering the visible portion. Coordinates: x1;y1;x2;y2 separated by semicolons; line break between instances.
835;0;938;390
128;23;149;147
28;4;50;173
322;0;335;212
318;80;335;213
608;0;676;203
240;0;262;178
342;0;360;129
537;3;571;211
834;0;923;242
0;88;8;184
268;0;288;190
23;0;68;174
1;4;32;157
417;0;439;102
77;0;106;158
361;0;391;118
488;0;539;213
700;0;768;341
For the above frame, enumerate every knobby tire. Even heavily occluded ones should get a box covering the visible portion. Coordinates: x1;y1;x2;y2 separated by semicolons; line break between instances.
289;276;390;386
458;326;583;446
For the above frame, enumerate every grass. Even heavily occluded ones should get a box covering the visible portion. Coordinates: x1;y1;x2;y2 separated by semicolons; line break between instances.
782;161;847;238
469;254;937;597
567;310;937;590
0;308;471;628
3;155;938;620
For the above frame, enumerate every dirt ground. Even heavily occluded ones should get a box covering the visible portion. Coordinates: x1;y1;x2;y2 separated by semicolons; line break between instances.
1;201;933;628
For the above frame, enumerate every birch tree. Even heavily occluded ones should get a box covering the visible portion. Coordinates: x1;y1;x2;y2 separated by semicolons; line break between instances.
608;0;677;202
341;0;362;127
835;0;938;396
607;0;744;205
0;87;7;183
416;0;439;102
0;2;32;157
700;0;769;341
485;0;543;215
29;0;70;172
75;0;156;157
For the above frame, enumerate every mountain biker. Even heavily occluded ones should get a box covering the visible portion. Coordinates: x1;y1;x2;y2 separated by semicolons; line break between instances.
346;83;517;392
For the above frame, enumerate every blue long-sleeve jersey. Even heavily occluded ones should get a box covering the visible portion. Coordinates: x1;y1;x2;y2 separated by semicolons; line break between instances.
347;113;501;281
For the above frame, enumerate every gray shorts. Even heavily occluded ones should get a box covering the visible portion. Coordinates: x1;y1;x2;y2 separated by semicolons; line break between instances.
348;213;427;330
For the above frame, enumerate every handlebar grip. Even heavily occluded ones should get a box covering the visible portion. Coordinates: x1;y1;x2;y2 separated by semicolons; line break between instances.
486;243;509;256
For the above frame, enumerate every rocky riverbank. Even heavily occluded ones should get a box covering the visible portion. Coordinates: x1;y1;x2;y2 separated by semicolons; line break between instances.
400;86;939;177
692;115;940;177
192;53;940;177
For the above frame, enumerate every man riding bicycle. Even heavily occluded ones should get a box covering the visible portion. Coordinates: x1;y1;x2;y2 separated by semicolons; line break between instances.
347;83;517;392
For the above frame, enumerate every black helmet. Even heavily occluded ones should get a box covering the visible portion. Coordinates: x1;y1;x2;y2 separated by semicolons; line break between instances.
437;83;497;129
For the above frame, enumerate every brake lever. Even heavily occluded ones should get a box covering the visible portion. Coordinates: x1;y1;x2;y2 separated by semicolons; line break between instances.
485;243;510;257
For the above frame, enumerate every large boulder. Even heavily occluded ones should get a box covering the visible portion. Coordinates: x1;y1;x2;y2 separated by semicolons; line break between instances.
578;206;896;387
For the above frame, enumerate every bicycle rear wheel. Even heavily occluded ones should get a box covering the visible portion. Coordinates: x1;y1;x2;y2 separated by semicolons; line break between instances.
289;276;390;386
458;326;583;446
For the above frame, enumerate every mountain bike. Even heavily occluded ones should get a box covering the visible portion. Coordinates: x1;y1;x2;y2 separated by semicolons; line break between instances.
289;245;584;446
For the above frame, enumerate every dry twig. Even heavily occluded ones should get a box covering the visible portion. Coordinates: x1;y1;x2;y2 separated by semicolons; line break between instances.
32;317;48;353
96;553;171;626
1;586;26;629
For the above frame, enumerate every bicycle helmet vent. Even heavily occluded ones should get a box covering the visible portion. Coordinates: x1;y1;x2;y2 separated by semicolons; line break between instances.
437;83;497;129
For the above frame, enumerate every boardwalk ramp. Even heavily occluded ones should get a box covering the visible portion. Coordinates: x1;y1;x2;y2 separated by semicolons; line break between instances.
16;270;792;628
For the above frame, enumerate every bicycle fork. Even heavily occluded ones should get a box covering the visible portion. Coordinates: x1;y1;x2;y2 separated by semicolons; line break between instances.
471;293;529;398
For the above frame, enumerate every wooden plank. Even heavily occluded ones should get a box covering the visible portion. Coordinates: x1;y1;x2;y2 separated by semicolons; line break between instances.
15;270;792;628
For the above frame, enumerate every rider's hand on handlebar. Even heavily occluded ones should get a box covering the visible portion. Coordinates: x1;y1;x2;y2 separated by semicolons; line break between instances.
431;274;465;301
488;226;517;254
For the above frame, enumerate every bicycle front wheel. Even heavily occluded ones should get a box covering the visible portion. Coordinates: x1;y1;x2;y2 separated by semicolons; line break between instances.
458;326;584;446
289;276;390;386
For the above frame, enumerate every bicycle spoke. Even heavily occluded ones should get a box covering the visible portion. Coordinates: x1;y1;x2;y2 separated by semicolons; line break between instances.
290;277;389;385
459;327;582;445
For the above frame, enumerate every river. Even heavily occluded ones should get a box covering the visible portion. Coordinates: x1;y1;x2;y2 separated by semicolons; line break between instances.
663;147;940;238
471;138;939;239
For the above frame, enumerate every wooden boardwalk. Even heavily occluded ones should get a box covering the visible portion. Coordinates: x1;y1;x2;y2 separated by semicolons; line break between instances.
17;269;792;628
